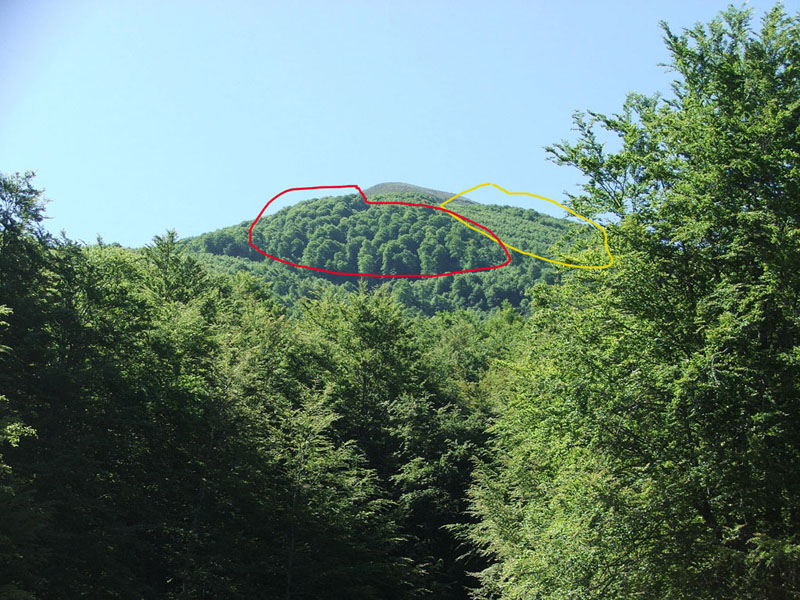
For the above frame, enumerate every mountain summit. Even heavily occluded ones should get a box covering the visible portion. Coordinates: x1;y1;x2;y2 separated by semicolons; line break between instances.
363;182;475;204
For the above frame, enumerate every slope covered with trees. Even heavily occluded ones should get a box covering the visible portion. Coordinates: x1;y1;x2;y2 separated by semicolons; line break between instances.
1;5;799;599
180;188;599;315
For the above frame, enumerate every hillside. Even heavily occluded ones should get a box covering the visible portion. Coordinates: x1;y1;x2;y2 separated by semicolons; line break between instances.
181;185;601;314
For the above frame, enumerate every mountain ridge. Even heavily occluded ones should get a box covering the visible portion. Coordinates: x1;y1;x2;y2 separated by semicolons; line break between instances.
363;182;476;204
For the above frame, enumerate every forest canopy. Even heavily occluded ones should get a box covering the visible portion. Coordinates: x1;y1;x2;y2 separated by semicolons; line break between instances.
180;190;598;314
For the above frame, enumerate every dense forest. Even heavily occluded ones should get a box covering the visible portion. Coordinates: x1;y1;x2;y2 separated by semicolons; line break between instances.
1;5;799;599
179;187;595;315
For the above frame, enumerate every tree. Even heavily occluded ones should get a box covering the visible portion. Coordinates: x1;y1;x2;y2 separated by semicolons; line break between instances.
270;392;402;600
358;239;380;273
418;234;451;274
0;171;47;250
142;229;208;302
470;5;800;599
0;305;39;600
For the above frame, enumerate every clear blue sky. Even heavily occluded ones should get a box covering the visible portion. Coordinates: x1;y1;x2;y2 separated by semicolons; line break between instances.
1;0;795;246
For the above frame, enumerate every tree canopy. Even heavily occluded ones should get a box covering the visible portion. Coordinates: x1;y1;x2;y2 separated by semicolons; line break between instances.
180;191;599;315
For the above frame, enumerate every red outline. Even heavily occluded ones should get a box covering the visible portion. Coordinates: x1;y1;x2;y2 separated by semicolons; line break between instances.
248;185;511;278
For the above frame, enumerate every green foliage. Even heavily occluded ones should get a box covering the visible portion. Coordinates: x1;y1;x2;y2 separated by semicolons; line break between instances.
3;5;800;599
470;5;800;599
180;191;588;315
0;171;514;598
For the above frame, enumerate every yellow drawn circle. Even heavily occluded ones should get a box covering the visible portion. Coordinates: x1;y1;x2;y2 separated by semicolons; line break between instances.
440;183;614;269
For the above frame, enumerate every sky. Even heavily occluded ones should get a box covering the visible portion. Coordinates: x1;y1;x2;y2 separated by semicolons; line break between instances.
1;0;796;247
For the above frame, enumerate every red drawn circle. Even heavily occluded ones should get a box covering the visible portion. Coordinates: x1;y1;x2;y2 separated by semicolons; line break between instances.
248;185;511;278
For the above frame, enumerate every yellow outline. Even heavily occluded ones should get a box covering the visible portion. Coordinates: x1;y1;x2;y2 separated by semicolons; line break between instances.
440;183;614;269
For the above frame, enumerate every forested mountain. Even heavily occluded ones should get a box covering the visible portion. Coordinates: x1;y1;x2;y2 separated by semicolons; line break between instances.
1;5;799;600
180;186;599;314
